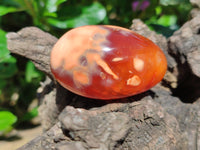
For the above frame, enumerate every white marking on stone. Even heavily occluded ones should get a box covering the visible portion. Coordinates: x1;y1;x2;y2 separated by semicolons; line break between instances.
73;70;90;88
94;54;119;80
127;75;141;86
112;57;123;62
133;58;144;72
129;70;133;73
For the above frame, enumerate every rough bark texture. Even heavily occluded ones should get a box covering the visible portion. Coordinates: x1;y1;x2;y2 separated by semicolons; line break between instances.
18;98;187;150
6;6;200;150
6;27;57;78
168;12;200;102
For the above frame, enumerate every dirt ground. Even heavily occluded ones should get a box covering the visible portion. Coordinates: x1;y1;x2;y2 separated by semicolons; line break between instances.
0;125;42;150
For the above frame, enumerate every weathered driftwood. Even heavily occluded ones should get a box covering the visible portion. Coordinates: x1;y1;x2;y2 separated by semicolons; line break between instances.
168;14;200;102
7;27;57;78
18;98;186;150
6;10;200;150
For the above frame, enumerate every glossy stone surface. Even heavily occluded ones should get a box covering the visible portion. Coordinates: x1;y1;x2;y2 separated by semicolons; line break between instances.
50;25;167;100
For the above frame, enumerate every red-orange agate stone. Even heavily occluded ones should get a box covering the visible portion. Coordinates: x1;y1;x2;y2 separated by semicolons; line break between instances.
50;25;167;100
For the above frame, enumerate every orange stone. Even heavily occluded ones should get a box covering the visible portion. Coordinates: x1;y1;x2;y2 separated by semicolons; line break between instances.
50;25;167;100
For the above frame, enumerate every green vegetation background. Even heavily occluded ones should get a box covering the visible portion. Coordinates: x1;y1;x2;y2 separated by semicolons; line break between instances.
0;0;192;137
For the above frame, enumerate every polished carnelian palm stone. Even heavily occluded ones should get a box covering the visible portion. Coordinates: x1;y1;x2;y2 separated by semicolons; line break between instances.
50;25;167;100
